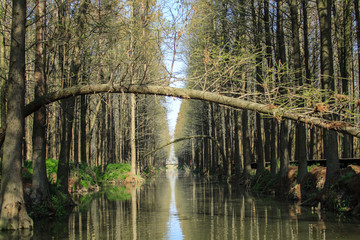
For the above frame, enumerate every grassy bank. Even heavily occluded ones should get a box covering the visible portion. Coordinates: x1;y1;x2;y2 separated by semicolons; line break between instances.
22;159;163;218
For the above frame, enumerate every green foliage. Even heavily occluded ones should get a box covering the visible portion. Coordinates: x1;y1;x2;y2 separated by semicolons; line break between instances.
70;163;99;190
22;161;33;181
251;171;273;193
30;201;50;218
46;158;59;180
50;192;68;217
338;172;355;184
142;165;160;178
102;163;131;182
24;160;33;174
307;163;321;172
104;186;131;201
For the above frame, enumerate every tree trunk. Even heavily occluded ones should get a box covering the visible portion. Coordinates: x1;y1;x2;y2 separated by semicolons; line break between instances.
80;95;87;163
277;0;290;177
355;0;360;95
289;0;308;182
317;0;340;182
31;0;49;203
242;110;252;174
130;93;136;176
280;120;290;177
0;10;6;133
0;0;33;229
339;0;352;158
233;110;242;176
270;119;278;177
302;0;311;82
252;0;264;174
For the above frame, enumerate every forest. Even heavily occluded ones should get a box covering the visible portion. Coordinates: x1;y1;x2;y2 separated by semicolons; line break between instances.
0;0;360;230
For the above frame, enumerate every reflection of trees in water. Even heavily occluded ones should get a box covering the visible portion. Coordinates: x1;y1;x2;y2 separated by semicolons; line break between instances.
174;176;357;240
34;176;360;240
65;179;173;240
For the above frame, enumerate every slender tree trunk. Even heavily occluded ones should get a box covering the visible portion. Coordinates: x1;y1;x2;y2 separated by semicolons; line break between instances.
339;0;352;158
302;0;311;82
355;0;360;94
276;0;290;177
0;0;33;229
32;0;50;202
270;120;278;177
242;110;252;174
234;110;242;176
264;0;277;176
317;0;340;183
252;0;264;174
289;0;308;182
0;15;6;133
221;107;227;176
80;95;87;163
130;93;136;175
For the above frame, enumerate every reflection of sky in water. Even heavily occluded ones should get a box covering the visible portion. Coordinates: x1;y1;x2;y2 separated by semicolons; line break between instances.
165;170;183;240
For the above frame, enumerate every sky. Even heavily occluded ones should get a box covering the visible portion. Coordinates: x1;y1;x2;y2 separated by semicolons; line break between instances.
162;0;187;138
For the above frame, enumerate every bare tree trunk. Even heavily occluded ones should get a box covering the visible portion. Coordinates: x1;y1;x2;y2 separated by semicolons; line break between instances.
130;93;136;175
0;12;6;133
252;0;265;175
0;0;33;229
234;110;242;176
32;0;50;202
338;0;352;158
242;110;252;174
80;95;87;163
22;84;360;138
276;0;290;178
317;0;340;183
270;120;278;177
355;0;360;95
289;0;308;182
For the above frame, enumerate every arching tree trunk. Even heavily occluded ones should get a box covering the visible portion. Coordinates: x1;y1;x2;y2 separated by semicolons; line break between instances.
0;0;33;230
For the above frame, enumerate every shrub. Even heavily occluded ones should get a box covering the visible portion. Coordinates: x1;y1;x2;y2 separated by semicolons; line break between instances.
103;163;131;182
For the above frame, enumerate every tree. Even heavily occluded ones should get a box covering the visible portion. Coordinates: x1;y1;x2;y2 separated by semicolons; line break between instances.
316;0;340;183
31;0;50;203
288;0;308;183
276;0;291;178
0;0;33;230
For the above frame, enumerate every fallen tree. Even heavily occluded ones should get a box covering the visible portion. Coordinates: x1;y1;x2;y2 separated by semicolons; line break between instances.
0;84;359;145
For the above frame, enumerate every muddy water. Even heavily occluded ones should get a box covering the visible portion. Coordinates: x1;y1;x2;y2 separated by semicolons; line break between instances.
22;170;360;239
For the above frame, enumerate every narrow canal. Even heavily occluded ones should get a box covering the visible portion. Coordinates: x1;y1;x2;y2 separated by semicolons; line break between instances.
25;169;360;239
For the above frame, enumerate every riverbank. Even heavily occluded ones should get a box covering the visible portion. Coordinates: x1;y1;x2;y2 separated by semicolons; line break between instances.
21;160;164;218
236;165;360;217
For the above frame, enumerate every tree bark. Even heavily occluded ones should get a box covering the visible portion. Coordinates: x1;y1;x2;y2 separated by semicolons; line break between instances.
276;0;290;177
17;84;360;138
242;110;252;174
31;0;50;203
317;0;340;183
289;0;308;182
0;0;33;230
130;93;136;176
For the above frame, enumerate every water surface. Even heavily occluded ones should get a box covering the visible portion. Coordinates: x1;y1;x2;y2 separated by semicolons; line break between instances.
7;169;360;239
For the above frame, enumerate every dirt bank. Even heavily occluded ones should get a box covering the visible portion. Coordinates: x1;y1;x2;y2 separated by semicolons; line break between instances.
245;165;360;217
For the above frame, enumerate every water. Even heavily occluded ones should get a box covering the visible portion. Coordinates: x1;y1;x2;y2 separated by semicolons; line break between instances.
5;169;360;239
